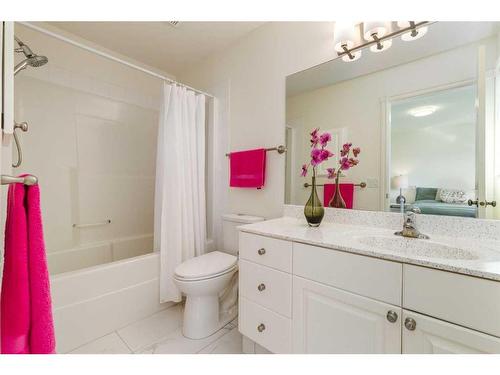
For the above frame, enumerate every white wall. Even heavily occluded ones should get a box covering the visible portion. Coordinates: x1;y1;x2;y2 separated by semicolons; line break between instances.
392;122;476;193
178;22;338;219
179;23;499;218
13;24;167;273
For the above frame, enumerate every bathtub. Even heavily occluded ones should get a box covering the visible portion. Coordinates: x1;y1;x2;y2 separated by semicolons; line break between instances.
47;234;154;275
50;252;172;353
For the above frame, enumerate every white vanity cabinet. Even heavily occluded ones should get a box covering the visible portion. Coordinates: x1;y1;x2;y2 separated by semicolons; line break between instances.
292;276;402;353
402;311;500;354
238;231;500;354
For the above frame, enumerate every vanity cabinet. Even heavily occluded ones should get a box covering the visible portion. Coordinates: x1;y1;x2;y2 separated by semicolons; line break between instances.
238;231;500;354
292;276;401;353
402;311;500;354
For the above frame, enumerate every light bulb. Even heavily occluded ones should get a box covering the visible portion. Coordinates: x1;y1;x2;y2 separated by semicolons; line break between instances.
363;21;389;41
333;22;358;53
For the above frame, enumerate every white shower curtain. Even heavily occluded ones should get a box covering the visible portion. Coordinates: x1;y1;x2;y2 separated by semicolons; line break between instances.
154;82;206;303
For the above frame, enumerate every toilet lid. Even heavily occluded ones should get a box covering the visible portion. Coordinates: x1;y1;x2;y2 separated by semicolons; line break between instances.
174;251;237;280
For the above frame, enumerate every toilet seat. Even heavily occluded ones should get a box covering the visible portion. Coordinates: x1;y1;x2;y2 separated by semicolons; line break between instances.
174;251;238;282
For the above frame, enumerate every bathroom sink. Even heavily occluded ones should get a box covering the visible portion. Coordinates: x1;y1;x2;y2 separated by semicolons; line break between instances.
355;236;479;260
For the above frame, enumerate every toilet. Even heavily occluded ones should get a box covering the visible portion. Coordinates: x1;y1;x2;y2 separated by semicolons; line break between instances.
174;213;264;339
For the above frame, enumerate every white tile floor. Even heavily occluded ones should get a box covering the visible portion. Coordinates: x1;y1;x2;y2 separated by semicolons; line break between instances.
68;303;242;354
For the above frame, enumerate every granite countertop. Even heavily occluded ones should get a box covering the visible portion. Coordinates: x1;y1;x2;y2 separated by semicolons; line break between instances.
238;217;500;282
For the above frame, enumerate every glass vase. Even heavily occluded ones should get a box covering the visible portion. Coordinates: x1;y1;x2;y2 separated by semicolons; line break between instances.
304;170;324;227
329;173;346;208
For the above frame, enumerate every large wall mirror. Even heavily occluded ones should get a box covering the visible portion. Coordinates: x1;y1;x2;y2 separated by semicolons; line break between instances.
285;21;500;220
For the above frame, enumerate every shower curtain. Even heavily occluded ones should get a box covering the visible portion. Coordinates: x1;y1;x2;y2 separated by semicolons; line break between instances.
154;83;206;303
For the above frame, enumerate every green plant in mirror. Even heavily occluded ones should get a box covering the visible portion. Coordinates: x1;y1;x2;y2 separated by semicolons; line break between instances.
304;169;324;227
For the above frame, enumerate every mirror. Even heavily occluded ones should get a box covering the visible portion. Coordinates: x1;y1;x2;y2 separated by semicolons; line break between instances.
285;21;500;220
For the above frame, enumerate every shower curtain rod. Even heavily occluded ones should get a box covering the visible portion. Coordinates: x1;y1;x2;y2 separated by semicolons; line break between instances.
18;22;214;98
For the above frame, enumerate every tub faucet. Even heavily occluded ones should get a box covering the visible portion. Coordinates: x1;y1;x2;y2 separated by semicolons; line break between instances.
395;207;429;239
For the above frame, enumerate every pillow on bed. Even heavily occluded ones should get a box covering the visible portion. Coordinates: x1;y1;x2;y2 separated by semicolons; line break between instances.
439;189;467;204
415;187;438;201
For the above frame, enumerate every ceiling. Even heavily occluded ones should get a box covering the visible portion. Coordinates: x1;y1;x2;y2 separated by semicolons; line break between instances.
391;84;476;132
48;22;264;75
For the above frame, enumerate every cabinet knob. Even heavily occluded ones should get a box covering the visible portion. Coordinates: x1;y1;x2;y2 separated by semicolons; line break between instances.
257;323;266;332
404;317;417;331
258;248;266;255
386;310;398;323
257;283;266;292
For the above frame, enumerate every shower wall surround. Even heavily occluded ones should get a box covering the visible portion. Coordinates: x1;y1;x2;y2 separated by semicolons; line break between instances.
13;24;167;274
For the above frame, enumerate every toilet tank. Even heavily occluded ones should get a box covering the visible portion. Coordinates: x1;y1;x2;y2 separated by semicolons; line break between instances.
222;214;264;255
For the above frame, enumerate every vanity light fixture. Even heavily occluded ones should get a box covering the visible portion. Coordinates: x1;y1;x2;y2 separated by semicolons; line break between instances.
408;105;438;117
334;21;429;62
364;22;392;53
397;21;428;41
334;22;363;62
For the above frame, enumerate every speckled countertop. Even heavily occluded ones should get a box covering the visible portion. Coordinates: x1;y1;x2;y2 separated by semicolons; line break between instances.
239;217;500;282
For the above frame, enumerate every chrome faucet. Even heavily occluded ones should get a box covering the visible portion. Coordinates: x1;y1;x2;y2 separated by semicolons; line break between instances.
395;207;429;239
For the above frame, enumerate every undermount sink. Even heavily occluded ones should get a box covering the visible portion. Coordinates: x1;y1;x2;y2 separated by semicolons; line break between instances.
356;236;479;260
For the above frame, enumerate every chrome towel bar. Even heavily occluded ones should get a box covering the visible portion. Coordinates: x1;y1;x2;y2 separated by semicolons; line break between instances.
303;181;367;188
225;145;287;157
73;219;112;228
1;174;38;186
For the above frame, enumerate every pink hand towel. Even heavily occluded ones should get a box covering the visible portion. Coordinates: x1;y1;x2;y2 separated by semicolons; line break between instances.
229;148;266;188
324;183;355;209
1;180;55;354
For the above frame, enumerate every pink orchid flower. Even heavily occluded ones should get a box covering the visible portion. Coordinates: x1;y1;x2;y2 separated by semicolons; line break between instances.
327;168;336;179
340;157;351;171
319;132;332;147
340;142;352;157
310;128;320;146
311;148;323;166
300;164;308;177
321;149;333;161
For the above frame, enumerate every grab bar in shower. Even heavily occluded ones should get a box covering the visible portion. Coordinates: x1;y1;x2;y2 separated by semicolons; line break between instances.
73;219;112;228
1;174;38;185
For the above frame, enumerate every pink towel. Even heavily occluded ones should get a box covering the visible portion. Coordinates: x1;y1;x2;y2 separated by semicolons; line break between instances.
324;183;355;209
1;180;55;354
229;148;266;188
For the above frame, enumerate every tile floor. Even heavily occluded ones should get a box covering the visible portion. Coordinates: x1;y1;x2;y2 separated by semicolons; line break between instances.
68;304;242;354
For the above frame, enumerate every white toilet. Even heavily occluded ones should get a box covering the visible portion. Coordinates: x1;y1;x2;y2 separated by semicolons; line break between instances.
174;213;264;339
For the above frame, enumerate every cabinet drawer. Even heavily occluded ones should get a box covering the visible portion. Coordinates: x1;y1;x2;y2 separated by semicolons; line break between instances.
239;297;292;354
239;259;292;317
293;242;402;305
403;265;500;337
239;232;292;272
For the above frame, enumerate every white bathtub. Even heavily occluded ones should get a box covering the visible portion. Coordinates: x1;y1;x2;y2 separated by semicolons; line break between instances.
47;234;154;275
50;252;171;353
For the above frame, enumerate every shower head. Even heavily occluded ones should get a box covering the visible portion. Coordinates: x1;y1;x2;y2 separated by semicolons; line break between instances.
14;36;48;76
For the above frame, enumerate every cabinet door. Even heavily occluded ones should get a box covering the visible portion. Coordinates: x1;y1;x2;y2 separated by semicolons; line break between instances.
292;276;402;354
402;311;500;354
